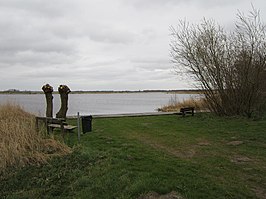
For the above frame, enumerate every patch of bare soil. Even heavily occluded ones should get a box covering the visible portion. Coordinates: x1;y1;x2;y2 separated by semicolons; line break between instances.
252;187;266;199
227;141;244;146
197;141;211;146
138;191;184;199
230;156;252;164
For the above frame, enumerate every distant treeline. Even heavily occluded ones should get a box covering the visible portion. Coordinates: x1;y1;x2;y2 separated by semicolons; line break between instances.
0;89;204;94
0;90;42;94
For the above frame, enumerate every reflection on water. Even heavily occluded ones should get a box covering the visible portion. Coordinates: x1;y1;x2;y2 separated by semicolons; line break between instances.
0;93;198;116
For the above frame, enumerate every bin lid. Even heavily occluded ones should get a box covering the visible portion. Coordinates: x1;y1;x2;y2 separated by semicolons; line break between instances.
81;115;92;119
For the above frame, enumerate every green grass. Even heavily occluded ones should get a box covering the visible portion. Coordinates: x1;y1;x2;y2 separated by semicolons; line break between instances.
1;113;266;199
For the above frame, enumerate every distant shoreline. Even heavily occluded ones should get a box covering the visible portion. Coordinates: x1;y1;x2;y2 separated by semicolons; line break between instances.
0;89;204;95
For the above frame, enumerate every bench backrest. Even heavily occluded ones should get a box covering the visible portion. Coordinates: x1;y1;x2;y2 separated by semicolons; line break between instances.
180;107;194;112
36;116;65;124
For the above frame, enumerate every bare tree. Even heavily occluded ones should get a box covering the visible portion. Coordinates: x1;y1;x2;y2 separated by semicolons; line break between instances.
170;8;266;117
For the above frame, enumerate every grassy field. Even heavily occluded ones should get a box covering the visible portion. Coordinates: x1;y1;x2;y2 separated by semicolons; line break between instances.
1;113;266;198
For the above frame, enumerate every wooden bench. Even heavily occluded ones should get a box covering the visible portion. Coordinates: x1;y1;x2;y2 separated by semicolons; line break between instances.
35;116;77;137
48;123;76;131
180;107;195;117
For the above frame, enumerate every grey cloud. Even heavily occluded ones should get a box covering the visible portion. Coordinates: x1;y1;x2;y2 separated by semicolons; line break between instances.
131;57;170;65
88;28;137;44
131;61;172;75
0;1;137;71
0;0;265;91
0;36;76;67
0;0;76;18
124;0;178;8
0;51;75;67
0;35;75;54
18;59;129;80
47;20;138;44
124;0;243;9
0;4;77;67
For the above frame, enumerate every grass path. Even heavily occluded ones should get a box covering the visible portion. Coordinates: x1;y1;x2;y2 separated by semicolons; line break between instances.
1;113;266;198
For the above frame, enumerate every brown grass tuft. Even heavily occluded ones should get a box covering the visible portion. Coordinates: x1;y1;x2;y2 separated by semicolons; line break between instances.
159;97;208;112
0;103;71;172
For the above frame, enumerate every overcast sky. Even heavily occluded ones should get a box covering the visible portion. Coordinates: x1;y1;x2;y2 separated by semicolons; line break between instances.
0;0;265;91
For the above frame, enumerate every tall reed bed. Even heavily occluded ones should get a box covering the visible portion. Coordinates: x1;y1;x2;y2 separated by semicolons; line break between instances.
159;96;208;112
0;104;71;172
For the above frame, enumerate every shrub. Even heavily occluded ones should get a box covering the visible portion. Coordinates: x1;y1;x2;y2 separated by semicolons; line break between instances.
170;8;266;117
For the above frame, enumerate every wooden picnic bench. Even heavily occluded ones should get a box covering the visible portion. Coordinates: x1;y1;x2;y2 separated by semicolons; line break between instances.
180;107;195;117
35;116;77;137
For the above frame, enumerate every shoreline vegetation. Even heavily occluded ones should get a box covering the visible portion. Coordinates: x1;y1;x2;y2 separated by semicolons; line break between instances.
0;89;204;95
158;97;208;112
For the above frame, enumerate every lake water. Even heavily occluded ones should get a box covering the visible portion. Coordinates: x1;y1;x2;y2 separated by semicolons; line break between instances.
0;93;198;116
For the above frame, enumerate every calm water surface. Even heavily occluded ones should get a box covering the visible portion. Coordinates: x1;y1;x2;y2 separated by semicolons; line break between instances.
0;93;198;116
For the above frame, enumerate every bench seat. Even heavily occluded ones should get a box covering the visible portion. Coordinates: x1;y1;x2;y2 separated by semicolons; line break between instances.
180;107;195;116
48;124;77;131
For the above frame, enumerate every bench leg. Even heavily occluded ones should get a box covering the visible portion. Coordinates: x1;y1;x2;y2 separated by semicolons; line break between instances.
35;118;39;132
60;123;65;138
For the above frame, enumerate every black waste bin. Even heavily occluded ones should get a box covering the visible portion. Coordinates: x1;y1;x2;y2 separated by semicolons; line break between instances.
81;115;92;133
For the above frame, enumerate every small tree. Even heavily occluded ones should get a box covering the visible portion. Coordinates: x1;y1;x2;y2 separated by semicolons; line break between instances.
170;8;266;117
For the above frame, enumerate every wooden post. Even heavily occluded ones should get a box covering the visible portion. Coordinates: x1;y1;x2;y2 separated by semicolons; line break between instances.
45;117;50;134
56;85;71;119
60;119;65;138
42;84;54;118
35;117;39;131
77;112;81;143
180;108;185;117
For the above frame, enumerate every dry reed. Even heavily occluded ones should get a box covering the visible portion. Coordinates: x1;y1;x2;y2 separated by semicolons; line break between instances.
0;103;71;172
159;97;208;112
